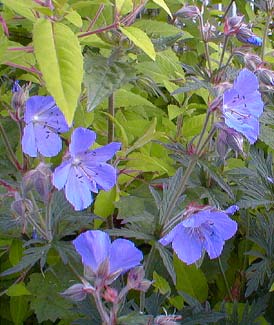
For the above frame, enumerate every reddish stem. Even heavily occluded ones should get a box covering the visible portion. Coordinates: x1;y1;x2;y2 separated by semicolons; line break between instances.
0;179;17;193
4;61;42;77
8;46;34;53
86;4;105;32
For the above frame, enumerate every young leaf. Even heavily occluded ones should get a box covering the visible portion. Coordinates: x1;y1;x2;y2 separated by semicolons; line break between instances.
33;19;83;125
151;0;173;18
120;26;156;60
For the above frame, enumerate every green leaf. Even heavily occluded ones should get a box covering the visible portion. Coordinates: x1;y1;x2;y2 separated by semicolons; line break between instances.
151;0;172;18
153;271;171;294
94;188;116;218
1;0;40;21
65;9;83;27
125;117;157;155
33;19;83;125
174;255;208;302
270;282;274;292
10;296;29;325
120;26;156;60
84;53;135;111
9;239;23;266
116;0;133;14
6;283;31;296
168;104;182;120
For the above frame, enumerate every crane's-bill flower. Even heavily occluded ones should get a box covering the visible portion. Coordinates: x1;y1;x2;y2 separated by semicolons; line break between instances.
52;127;121;211
22;96;69;157
73;230;143;283
222;69;264;144
159;205;238;265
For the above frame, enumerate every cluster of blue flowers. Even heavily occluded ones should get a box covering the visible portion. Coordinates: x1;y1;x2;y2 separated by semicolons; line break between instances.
21;95;120;211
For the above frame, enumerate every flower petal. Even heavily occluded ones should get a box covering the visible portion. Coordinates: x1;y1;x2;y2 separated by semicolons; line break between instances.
83;163;117;191
65;166;93;210
87;142;121;162
69;127;96;156
172;228;203;265
22;123;37;157
159;222;183;246
73;230;111;272
202;226;225;259
52;160;72;190
34;124;63;157
24;96;55;123
109;238;143;274
207;211;238;240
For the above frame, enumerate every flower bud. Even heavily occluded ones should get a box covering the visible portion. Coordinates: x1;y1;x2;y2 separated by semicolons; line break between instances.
224;16;244;35
11;81;29;118
11;197;33;218
255;68;274;86
236;25;262;46
127;266;152;292
60;283;88;302
22;163;53;202
216;123;244;159
102;286;118;303
244;53;263;71
174;5;200;19
154;315;182;324
203;21;216;42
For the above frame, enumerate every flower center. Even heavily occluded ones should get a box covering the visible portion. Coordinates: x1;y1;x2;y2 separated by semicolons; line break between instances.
33;115;40;122
72;157;81;166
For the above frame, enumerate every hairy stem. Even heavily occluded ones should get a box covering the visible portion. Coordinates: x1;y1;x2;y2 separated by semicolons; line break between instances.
94;290;110;324
223;0;234;20
198;15;212;75
108;94;115;143
219;35;229;69
261;13;271;60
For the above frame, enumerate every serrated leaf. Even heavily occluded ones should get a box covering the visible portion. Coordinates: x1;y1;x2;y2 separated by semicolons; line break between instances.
33;19;83;125
84;54;135;111
151;0;172;18
120;26;156;60
156;242;176;284
6;283;31;296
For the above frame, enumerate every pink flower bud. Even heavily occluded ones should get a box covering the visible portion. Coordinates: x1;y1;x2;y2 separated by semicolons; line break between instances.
102;286;118;303
224;16;244;35
127;267;152;292
174;5;200;19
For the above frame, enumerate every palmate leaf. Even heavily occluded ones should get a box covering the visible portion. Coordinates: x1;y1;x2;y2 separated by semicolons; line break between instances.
33;19;83;125
84;53;136;111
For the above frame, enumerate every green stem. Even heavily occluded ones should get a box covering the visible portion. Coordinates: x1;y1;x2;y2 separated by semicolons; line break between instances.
218;257;233;301
223;0;234;20
261;13;271;61
108;93;115;144
29;191;46;229
26;211;47;239
198;15;212;75
140;244;156;312
45;193;53;241
219;35;229;69
0;120;22;171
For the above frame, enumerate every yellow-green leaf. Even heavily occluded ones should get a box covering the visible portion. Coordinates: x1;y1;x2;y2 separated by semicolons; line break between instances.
1;0;39;21
65;10;83;27
116;0;133;14
151;0;173;18
6;283;31;297
120;26;156;61
33;19;83;125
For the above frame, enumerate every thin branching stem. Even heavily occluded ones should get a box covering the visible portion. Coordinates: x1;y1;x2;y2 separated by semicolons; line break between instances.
261;13;271;60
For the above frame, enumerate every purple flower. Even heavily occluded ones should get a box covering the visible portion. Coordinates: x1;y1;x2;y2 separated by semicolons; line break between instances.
22;96;69;157
73;230;143;282
52;127;120;211
222;69;264;144
12;80;21;93
159;205;238;265
236;25;262;46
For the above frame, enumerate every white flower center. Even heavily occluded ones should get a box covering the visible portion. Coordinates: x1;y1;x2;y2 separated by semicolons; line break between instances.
33;115;39;121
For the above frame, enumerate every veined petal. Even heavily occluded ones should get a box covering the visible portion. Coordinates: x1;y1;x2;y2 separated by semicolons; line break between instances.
109;238;143;274
52;160;72;190
159;222;183;246
83;163;117;191
234;68;259;95
24;96;56;123
86;142;121;162
69;128;96;156
73;230;111;272
38;104;69;133
34;124;62;157
202;225;225;259
64;166;93;210
172;227;203;265
207;211;238;240
22;123;37;157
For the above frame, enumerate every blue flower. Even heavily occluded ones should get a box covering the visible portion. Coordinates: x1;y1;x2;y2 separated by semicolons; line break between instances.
236;25;262;46
73;230;143;282
22;96;70;157
222;69;264;144
12;80;21;93
53;127;121;211
159;205;238;265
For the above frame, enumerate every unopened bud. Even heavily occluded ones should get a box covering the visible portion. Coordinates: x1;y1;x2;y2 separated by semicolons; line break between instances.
127;266;152;292
22;163;53;202
203;21;216;42
224;16;244;35
244;53;262;71
236;25;262;46
154;315;182;324
102;286;118;303
174;5;200;19
11;197;33;217
60;283;87;302
255;68;274;86
11;81;29;117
